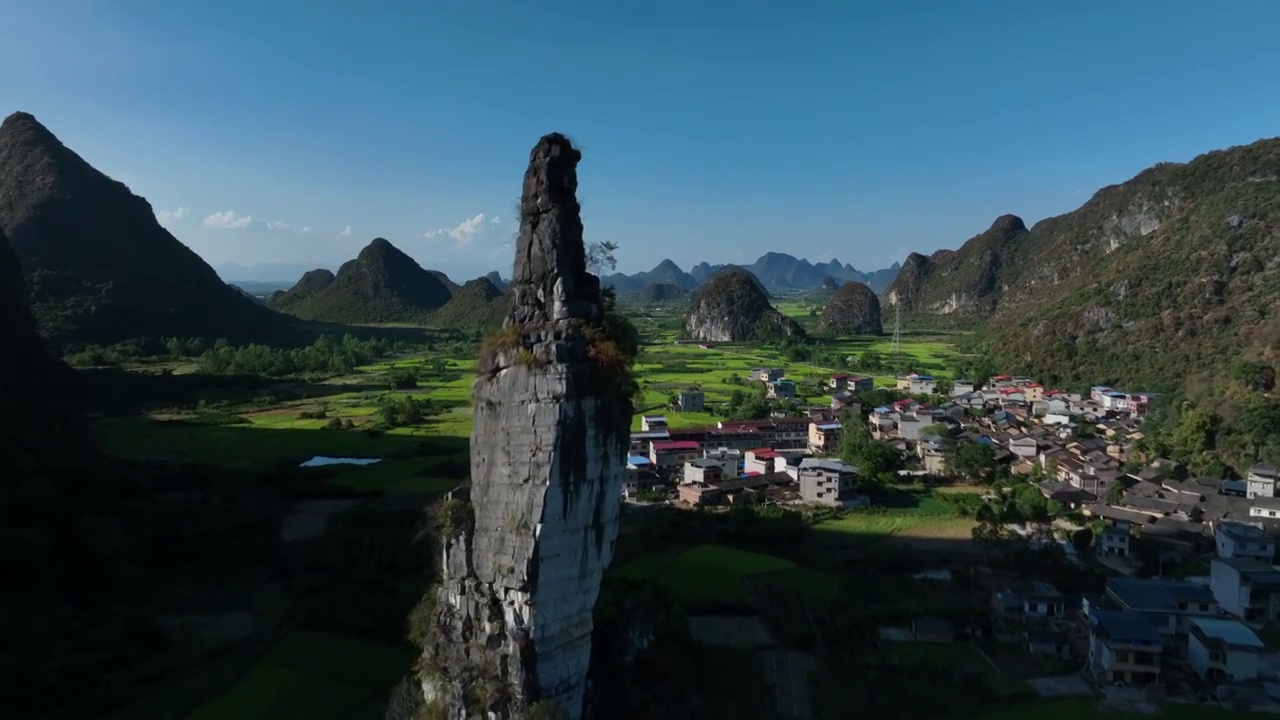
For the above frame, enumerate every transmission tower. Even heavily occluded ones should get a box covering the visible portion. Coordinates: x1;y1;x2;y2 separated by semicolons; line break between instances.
890;302;903;372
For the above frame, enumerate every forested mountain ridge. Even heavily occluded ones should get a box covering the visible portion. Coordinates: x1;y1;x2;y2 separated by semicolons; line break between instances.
0;111;288;348
605;253;899;293
269;237;453;324
886;137;1280;392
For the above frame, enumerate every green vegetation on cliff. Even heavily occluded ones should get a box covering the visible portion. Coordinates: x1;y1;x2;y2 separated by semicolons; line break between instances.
685;270;805;342
887;139;1279;392
818;281;883;336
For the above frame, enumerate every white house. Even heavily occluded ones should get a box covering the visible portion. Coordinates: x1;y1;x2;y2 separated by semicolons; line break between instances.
1247;463;1279;499
1088;609;1163;686
797;458;861;508
702;447;743;477
952;380;975;396
1188;617;1265;683
682;458;724;486
743;448;780;475
1099;524;1132;558
640;414;668;432
1009;436;1038;459
1215;523;1277;562
1208;558;1280;622
908;375;938;395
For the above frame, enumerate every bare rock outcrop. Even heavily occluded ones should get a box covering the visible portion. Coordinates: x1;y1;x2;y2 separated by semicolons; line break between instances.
417;134;633;720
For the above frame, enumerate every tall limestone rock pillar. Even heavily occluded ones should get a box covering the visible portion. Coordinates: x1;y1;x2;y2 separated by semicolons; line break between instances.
419;134;633;720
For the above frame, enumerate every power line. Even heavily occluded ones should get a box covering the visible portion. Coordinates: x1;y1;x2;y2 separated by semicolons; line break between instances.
890;302;902;372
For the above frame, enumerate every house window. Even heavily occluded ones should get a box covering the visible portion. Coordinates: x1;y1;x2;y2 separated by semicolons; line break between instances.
1114;650;1130;663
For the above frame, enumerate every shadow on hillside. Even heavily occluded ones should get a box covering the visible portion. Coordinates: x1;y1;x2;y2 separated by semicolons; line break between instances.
604;503;1106;720
92;419;472;479
615;502;982;567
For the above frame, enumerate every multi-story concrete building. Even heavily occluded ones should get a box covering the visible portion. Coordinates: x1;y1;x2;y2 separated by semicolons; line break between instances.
1214;522;1276;562
1247;463;1280;499
908;374;938;395
701;447;743;477
682;458;724;486
677;390;705;413
640;414;668;432
629;430;670;456
1209;558;1280;621
750;367;785;383
1098;524;1132;558
1188;617;1266;684
797;458;860;508
1088;609;1163;686
1105;578;1217;657
808;420;842;453
649;440;700;471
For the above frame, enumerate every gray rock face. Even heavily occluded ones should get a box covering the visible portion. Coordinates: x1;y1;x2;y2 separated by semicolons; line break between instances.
419;133;632;720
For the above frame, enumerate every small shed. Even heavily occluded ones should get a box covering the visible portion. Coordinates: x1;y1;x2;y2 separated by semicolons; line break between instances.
912;617;955;644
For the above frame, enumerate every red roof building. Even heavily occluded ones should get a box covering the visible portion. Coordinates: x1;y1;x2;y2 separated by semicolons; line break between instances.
652;441;701;452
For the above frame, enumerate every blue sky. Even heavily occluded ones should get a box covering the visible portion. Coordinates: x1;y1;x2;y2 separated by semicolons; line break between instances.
4;0;1280;281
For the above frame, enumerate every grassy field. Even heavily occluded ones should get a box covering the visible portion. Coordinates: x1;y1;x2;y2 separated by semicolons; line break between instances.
811;489;979;552
628;333;966;431
612;544;799;607
187;630;417;720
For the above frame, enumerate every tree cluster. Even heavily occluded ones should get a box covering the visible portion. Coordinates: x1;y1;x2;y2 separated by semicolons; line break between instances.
838;422;903;491
195;334;393;377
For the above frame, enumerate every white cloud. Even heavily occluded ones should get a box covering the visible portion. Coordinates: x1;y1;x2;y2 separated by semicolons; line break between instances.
490;216;502;224
339;225;352;237
300;226;312;234
202;210;254;230
266;220;292;231
155;207;189;225
422;213;488;246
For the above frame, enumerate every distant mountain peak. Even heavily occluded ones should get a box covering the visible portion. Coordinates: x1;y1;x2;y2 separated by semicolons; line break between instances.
296;268;335;292
270;237;452;323
603;251;901;294
1;112;61;155
988;214;1028;238
484;271;508;291
362;237;396;255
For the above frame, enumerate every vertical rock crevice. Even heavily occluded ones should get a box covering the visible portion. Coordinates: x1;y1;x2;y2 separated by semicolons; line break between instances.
418;133;633;720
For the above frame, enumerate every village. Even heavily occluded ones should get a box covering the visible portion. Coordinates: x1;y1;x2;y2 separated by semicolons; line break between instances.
623;367;1280;710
